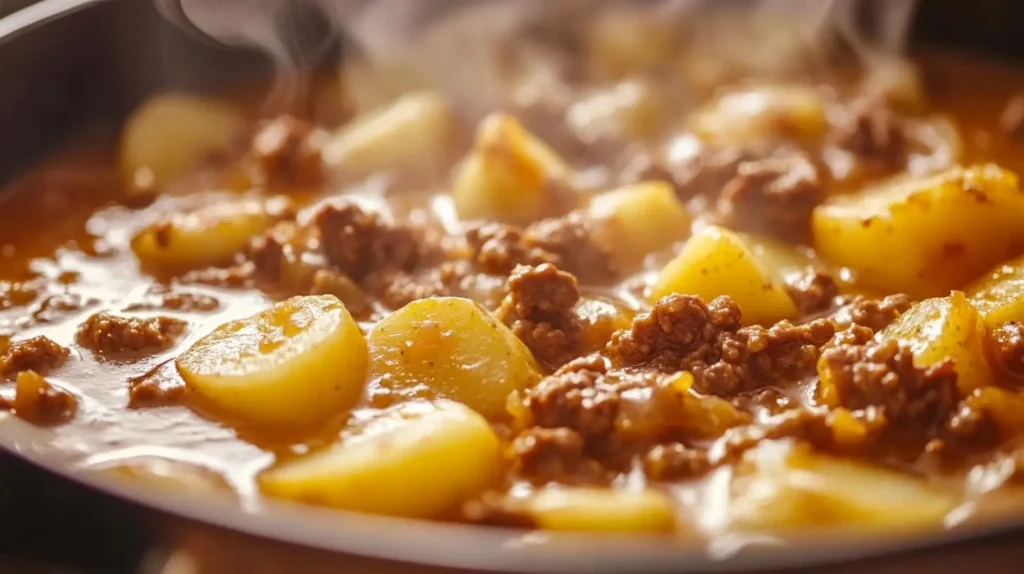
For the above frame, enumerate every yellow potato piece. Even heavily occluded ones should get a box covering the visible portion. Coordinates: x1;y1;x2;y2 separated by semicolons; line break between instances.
880;292;994;395
575;298;633;354
812;164;1024;298
731;441;955;531
965;254;1024;328
177;295;367;426
451;113;573;225
260;401;500;518
120;94;245;188
320;91;452;177
368;297;541;418
650;225;798;326
589;181;691;269
567;80;667;144
131;196;293;271
738;232;820;285
527;487;675;533
688;85;827;147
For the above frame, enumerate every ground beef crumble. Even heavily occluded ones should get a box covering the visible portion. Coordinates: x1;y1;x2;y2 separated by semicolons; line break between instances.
466;223;558;276
832;98;908;170
248;115;325;186
606;294;834;396
313;201;423;282
715;153;824;243
833;294;912;332
818;339;958;445
991;322;1024;379
10;370;77;425
76;313;186;355
127;360;186;409
523;214;617;283
785;267;840;317
0;336;70;378
498;264;584;370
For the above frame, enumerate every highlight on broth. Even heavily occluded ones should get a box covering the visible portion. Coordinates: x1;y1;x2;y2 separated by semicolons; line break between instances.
5;11;1024;543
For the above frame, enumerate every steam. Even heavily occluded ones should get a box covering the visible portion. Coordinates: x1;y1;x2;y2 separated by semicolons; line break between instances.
155;0;920;115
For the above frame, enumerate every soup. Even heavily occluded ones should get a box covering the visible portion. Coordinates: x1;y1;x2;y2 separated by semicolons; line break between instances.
3;38;1024;541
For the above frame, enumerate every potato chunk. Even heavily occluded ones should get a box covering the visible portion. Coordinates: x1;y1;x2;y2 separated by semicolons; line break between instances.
589;181;691;269
880;292;994;395
688;86;827;147
368;297;541;418
812;164;1024;297
131;196;293;271
526;487;675;533
320;91;452;177
650;225;797;325
451;114;573;225
731;441;956;531
965;254;1024;327
177;295;367;426
260;400;500;518
120;94;245;188
566;80;666;145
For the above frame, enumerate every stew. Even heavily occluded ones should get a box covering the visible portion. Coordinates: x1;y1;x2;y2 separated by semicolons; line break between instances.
3;35;1024;541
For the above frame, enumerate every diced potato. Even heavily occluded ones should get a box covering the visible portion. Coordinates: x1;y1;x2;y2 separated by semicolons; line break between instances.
120;94;246;189
320;92;453;176
177;295;367;426
526;487;675;533
368;297;541;418
260;400;500;518
880;292;994;395
738;232;820;285
575;298;633;354
688;86;827;147
650;225;798;326
589;181;691;269
586;8;676;78
965;254;1024;327
566;80;667;145
131;196;293;271
451;114;573;225
731;441;956;531
812;164;1024;298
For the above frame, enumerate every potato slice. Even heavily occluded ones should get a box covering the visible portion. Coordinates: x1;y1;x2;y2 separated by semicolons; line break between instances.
650;225;797;325
260;400;500;518
880;292;994;395
589;181;691;269
731;441;956;531
688;86;827;147
965;254;1024;327
451;114;573;225
320;91;452;177
368;297;540;418
526;487;675;533
812;164;1024;297
120;94;246;189
131;196;293;271
177;295;367;426
738;232;820;285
